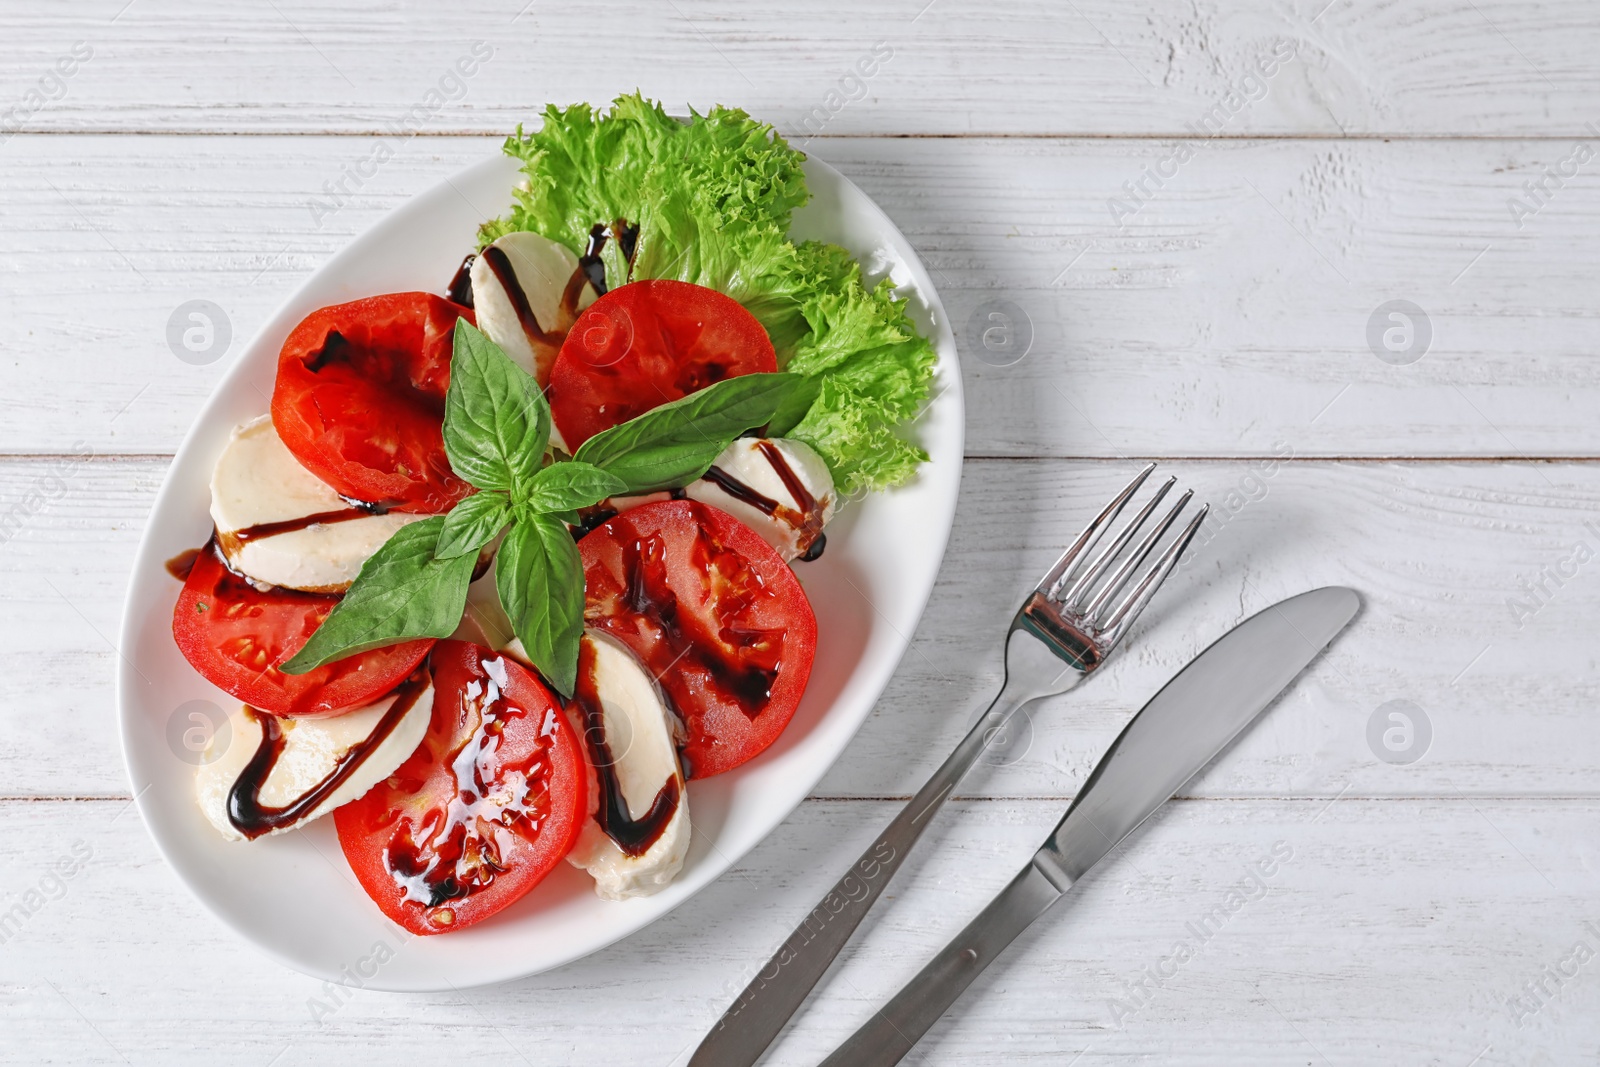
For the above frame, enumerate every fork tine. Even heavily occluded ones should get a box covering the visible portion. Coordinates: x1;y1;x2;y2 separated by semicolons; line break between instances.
1083;487;1192;623
1039;462;1156;597
1060;476;1175;610
1097;503;1210;644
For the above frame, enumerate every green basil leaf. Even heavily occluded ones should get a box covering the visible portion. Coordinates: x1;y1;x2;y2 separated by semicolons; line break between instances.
526;461;627;514
496;514;585;696
763;374;821;437
435;491;511;559
280;517;475;674
443;320;550;497
572;371;802;493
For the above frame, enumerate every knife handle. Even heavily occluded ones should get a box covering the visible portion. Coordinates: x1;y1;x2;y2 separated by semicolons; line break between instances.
689;682;1044;1067
817;861;1066;1067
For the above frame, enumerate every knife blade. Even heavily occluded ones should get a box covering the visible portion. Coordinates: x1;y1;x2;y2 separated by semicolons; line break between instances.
817;586;1360;1067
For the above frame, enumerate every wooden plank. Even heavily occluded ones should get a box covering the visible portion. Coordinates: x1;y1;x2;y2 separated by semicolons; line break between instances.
828;457;1600;801
5;456;1597;799
0;796;1593;1064
0;456;155;798
4;134;1600;458
2;1;1597;136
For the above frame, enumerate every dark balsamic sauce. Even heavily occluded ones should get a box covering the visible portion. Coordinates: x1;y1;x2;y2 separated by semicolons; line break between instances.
215;495;392;562
228;504;384;545
476;217;635;364
381;651;558;913
613;520;779;723
446;253;476;307
226;671;430;840
184;533;329;600
615;220;639;265
797;532;827;563
579;224;611;296
570;506;619;542
165;547;202;581
480;245;560;348
304;330;350;373
758;441;828;560
578;219;642;298
570;639;680;857
757;441;817;514
557;268;591;323
338;494;399;515
703;465;781;517
571;487;684;542
699;443;828;560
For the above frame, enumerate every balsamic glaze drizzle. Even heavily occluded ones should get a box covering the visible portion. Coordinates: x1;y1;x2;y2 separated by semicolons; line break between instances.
228;505;382;545
797;532;827;563
226;671;430;840
579;224;610;296
699;443;829;560
480;245;560;348
702;465;782;517
304;330;350;373
757;441;819;515
578;219;642;297
570;507;620;541
614;519;780;722
165;547;202;581
570;639;680;857
446;253;476;307
470;217;638;357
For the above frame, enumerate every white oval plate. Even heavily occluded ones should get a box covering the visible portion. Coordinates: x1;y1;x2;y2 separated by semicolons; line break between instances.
118;150;963;991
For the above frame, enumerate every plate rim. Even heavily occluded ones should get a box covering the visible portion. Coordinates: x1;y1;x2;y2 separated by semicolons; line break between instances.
116;146;964;990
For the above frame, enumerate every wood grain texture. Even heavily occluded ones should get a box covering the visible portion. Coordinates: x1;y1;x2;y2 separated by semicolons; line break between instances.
1;796;1594;1065
4;134;1600;457
3;1;1598;136
2;6;1596;1061
4;456;1595;800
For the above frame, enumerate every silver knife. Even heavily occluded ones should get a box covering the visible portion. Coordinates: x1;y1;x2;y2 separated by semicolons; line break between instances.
816;586;1360;1067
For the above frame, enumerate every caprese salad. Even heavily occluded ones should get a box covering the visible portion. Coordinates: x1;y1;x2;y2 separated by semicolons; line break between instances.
166;95;935;935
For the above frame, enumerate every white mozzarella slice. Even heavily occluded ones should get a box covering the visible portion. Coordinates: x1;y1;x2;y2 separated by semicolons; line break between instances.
209;415;426;593
685;437;837;561
607;491;673;512
564;631;690;900
548;420;571;457
195;679;434;842
469;230;598;390
460;563;517;650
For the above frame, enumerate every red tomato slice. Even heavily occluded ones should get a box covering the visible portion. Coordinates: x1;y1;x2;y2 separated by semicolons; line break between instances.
171;542;434;717
272;292;474;513
335;641;588;936
549;280;777;450
579;500;816;779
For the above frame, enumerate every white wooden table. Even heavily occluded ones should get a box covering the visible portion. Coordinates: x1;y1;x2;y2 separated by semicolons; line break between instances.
4;3;1599;1063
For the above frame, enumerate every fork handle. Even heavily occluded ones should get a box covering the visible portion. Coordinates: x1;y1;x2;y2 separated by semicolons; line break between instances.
688;681;1040;1067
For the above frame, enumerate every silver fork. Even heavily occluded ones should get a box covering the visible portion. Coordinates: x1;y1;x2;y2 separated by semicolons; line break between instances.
688;463;1209;1067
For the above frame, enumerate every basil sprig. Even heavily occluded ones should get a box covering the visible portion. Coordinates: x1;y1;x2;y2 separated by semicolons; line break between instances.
279;516;478;673
280;321;802;696
573;371;802;493
434;490;511;560
495;515;586;694
442;321;549;496
762;374;820;439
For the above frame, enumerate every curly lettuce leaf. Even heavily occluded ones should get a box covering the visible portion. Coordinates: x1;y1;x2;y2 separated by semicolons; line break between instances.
483;93;936;495
790;380;928;495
